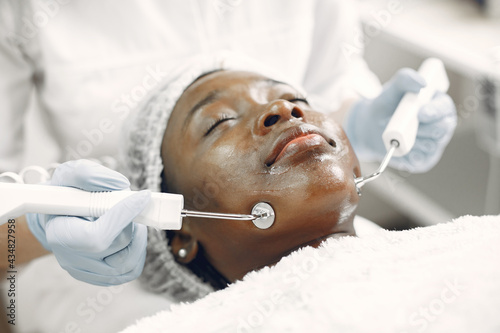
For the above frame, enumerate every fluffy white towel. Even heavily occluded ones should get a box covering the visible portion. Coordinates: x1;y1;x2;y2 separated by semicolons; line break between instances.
120;215;500;333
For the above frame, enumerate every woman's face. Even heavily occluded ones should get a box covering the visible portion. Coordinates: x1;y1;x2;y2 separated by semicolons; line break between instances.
162;70;361;282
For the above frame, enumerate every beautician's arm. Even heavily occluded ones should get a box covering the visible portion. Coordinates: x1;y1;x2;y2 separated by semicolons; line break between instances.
0;217;47;332
0;216;50;274
0;218;28;333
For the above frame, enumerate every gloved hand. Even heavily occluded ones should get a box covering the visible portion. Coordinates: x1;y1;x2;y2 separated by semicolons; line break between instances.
345;68;457;173
27;159;150;286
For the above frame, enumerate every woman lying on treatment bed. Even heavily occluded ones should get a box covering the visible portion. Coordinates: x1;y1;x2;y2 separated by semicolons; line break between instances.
15;52;474;332
117;54;499;333
120;53;454;301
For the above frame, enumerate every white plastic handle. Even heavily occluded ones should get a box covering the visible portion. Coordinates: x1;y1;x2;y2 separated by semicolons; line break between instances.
382;58;450;157
0;183;184;230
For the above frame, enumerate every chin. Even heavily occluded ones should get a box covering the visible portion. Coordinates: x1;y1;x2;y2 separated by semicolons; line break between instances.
271;187;357;235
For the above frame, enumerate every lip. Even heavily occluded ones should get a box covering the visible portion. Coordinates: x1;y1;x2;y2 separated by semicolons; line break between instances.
265;125;336;167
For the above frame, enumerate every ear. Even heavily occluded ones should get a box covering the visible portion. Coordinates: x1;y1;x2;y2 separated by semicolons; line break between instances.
169;219;199;264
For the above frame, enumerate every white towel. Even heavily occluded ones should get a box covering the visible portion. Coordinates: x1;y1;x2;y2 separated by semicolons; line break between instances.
120;215;500;333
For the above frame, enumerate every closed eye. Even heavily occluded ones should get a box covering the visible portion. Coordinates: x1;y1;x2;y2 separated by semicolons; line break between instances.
288;98;309;105
204;115;235;136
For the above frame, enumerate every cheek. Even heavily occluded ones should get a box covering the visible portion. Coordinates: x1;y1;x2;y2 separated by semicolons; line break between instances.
274;158;355;204
184;138;262;213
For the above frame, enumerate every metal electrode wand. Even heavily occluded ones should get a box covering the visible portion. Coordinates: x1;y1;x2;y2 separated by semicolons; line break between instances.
0;183;277;230
353;58;450;196
181;202;275;229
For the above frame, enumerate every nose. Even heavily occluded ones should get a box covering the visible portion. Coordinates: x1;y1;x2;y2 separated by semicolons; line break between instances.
254;100;304;135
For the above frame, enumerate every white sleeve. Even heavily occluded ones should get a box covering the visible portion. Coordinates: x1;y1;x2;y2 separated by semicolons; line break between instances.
302;0;382;113
0;1;35;173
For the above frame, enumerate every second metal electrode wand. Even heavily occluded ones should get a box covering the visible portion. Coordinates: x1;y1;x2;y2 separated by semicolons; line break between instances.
353;58;450;195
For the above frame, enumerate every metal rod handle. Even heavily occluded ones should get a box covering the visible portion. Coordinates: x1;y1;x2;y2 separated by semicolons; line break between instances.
354;141;398;191
181;209;256;221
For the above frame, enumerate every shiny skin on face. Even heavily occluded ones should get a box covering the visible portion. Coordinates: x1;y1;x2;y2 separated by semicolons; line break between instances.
161;70;361;282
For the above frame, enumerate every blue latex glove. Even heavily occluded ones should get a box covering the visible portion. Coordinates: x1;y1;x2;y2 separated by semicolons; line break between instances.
27;160;150;286
345;68;457;173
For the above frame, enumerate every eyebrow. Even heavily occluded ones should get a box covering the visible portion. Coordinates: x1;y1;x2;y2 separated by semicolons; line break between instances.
182;90;220;131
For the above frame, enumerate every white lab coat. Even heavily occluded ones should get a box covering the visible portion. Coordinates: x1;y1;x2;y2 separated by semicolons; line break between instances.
0;0;379;173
